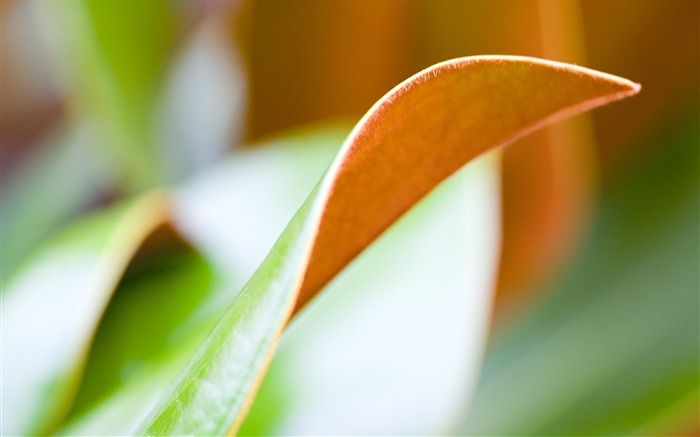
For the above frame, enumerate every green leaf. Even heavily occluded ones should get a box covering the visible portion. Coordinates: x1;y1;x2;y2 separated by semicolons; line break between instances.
38;0;179;188
1;192;170;435
0;126;105;282
56;230;215;436
140;56;639;435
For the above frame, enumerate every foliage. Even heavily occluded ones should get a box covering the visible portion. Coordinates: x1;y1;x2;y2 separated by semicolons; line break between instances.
1;1;697;436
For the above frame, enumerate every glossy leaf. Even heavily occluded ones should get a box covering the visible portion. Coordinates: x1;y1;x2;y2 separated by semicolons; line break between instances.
240;153;500;435
1;192;170;435
140;56;639;435
172;126;499;434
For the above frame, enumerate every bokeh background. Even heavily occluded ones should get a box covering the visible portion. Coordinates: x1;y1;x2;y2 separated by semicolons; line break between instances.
2;0;698;435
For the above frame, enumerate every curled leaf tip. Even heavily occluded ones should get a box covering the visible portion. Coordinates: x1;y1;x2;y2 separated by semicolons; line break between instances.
296;55;640;311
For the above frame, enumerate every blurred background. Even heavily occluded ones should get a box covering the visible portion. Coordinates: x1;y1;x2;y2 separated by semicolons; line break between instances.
1;0;698;435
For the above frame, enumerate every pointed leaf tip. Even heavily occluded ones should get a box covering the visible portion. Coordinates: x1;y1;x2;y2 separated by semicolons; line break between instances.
296;55;640;310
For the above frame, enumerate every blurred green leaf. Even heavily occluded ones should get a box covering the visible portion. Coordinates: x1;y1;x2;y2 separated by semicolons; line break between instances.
461;104;699;435
0;126;105;282
41;0;180;188
57;229;215;435
82;0;177;118
1;192;169;435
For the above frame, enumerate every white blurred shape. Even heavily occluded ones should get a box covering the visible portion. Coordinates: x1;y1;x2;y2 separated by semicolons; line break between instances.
154;20;247;182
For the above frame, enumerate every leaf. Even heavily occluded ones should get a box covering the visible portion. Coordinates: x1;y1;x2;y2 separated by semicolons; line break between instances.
56;229;215;436
56;123;348;435
1;192;170;435
239;153;500;435
153;22;247;182
37;0;180;188
293;56;638;313
0;127;105;282
140;56;639;435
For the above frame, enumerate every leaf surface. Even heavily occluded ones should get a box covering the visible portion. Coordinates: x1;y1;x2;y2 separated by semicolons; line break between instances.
294;56;638;312
1;192;170;435
56;232;216;436
239;153;500;435
141;56;639;435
